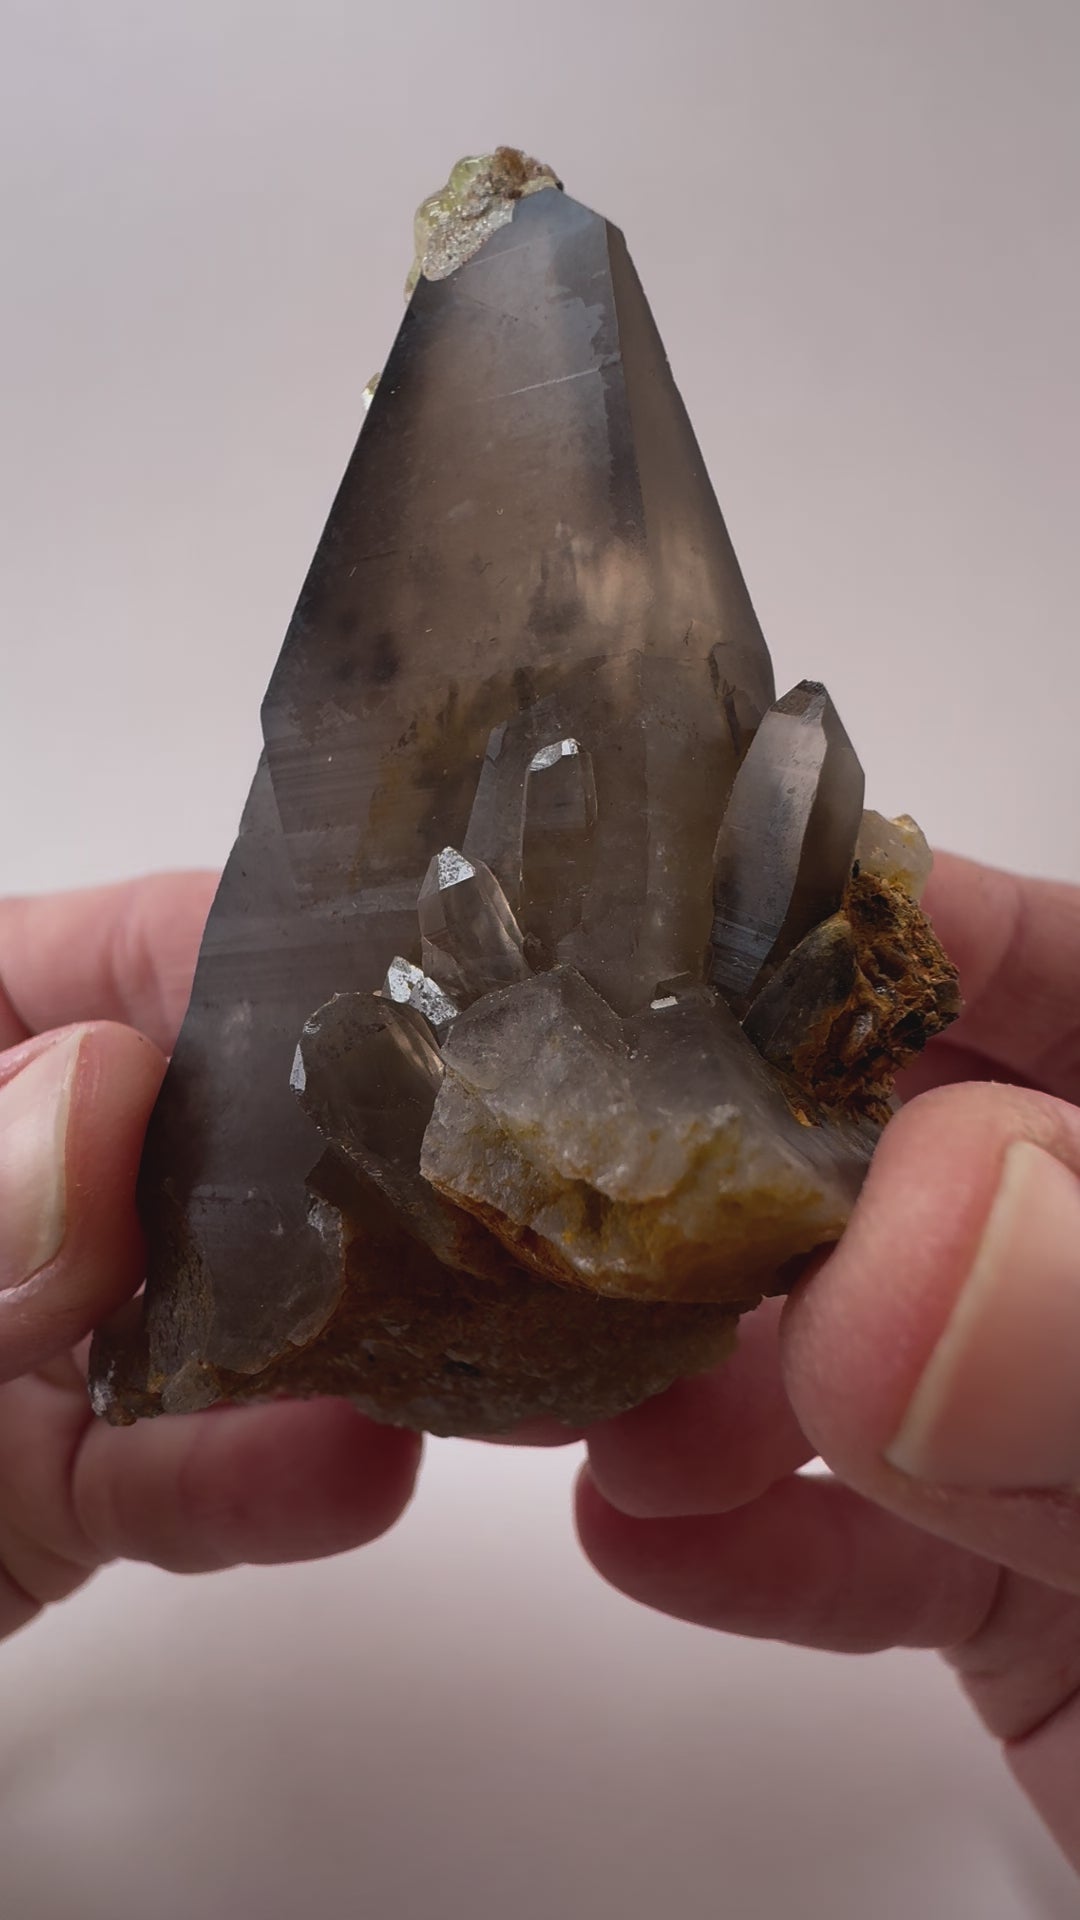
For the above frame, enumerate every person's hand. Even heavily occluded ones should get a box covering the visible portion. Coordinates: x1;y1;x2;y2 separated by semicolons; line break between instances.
577;853;1080;1870
0;876;421;1644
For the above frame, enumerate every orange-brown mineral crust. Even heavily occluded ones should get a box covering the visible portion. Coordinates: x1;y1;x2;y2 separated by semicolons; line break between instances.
745;873;960;1127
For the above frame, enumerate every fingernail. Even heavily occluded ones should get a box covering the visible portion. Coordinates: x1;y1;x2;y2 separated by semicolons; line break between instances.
886;1141;1080;1489
0;1032;83;1290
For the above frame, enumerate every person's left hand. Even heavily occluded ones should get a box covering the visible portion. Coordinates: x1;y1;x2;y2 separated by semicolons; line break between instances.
0;875;421;1643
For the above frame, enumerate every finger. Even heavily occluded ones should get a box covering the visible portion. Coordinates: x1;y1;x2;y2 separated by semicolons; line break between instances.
895;1036;1027;1104
946;1571;1080;1743
0;1023;165;1381
579;1453;1080;1850
1008;1688;1080;1874
483;1418;586;1446
781;1080;1080;1598
0;873;216;1053
585;1298;811;1517
575;1467;994;1652
921;853;1080;1101
73;1398;422;1572
946;1574;1080;1871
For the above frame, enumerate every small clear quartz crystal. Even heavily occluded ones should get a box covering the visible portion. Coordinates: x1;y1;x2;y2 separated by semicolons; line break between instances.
89;153;959;1435
382;957;458;1037
418;849;530;1004
855;811;933;900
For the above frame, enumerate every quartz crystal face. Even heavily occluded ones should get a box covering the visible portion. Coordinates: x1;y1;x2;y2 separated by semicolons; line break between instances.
89;154;959;1436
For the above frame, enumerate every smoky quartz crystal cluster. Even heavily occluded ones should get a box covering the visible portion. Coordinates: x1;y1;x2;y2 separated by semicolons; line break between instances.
90;151;958;1435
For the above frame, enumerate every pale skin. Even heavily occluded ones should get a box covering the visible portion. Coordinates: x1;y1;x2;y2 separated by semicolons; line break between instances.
0;858;1078;1867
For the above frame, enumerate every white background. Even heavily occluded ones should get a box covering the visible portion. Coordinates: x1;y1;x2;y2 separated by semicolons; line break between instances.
2;1;1079;1913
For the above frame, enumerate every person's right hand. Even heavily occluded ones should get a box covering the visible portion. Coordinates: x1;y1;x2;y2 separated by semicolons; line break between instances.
578;854;1080;1870
0;876;422;1645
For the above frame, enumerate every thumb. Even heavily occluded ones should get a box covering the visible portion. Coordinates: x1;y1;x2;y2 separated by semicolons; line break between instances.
781;1080;1080;1594
0;1023;165;1381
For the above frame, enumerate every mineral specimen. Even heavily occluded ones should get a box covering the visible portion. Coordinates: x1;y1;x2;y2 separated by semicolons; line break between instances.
89;152;958;1436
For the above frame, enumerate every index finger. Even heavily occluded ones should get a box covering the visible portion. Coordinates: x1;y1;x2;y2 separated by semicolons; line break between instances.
0;873;217;1055
921;853;1080;1103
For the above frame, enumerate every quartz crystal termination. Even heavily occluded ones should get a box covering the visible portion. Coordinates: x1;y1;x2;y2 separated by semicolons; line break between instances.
708;682;865;1014
89;154;958;1436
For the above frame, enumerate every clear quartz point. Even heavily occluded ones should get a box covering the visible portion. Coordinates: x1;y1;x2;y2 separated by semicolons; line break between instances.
520;737;598;961
382;956;459;1036
855;809;933;900
418;847;530;1004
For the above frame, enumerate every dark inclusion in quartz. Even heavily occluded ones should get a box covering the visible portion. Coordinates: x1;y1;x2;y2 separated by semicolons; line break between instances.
89;154;959;1436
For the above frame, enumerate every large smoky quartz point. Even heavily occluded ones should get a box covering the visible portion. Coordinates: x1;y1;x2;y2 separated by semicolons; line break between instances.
89;154;958;1436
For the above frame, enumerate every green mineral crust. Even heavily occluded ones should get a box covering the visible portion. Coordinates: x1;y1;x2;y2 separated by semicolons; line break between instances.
405;147;561;295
